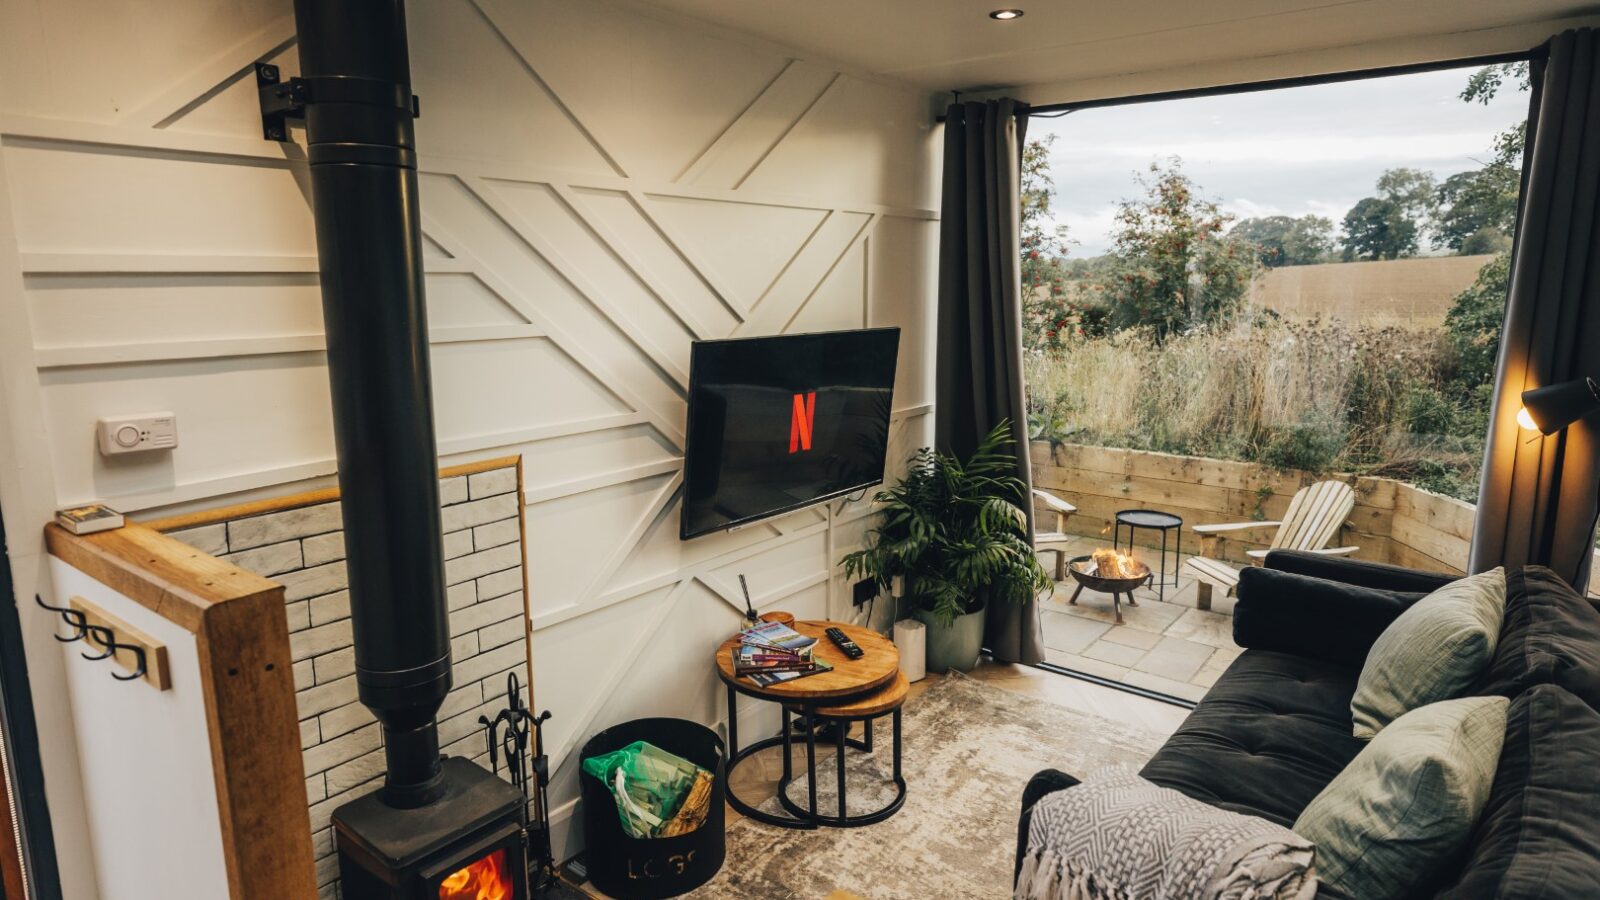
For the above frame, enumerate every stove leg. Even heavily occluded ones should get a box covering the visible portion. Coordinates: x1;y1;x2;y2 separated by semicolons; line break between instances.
1114;592;1125;625
1068;584;1084;605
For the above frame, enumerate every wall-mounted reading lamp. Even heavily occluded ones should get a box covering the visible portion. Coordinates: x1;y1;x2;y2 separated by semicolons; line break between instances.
1517;377;1600;435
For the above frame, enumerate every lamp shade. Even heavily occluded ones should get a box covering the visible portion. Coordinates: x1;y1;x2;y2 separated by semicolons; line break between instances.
1519;377;1600;434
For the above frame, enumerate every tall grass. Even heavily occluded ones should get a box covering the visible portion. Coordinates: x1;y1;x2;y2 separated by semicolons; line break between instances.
1024;317;1486;499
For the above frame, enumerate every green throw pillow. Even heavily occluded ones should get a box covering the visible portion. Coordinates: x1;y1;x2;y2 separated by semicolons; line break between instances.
1295;695;1508;900
1351;566;1505;738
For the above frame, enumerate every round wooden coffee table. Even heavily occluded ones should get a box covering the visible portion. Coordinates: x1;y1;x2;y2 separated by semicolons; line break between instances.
716;620;906;828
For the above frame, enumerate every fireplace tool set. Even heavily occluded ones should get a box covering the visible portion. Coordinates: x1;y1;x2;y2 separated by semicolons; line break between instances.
480;672;558;894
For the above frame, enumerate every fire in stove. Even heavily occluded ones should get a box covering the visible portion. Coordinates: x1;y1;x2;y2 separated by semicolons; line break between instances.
439;848;513;900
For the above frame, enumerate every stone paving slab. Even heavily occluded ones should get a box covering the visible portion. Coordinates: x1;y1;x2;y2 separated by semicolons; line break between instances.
1036;535;1245;701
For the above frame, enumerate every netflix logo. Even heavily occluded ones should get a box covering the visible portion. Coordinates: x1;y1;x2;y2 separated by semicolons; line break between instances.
788;391;816;453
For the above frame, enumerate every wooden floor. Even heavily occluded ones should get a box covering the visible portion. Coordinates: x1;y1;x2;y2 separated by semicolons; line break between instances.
569;661;1190;897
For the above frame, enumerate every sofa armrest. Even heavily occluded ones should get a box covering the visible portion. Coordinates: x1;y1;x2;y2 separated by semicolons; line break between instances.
1234;566;1430;668
1015;768;1080;886
1263;550;1459;593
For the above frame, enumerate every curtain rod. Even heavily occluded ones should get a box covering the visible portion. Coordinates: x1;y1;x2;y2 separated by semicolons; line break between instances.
936;45;1544;122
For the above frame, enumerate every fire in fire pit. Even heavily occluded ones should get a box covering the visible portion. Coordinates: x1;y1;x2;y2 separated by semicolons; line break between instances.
1085;548;1143;580
440;848;512;900
1066;549;1152;625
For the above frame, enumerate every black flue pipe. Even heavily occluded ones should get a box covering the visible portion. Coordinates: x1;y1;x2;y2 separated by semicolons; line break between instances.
293;0;451;809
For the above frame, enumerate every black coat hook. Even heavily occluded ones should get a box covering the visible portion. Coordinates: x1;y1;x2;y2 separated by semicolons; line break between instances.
37;595;150;684
36;595;88;643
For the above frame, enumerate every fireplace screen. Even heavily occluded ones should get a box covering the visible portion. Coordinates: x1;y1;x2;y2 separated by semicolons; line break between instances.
438;847;513;900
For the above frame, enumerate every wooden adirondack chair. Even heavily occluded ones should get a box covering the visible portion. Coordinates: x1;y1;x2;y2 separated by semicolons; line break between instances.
1183;480;1358;609
1033;488;1078;580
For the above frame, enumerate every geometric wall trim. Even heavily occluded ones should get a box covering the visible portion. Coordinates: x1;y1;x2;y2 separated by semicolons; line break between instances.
0;0;939;884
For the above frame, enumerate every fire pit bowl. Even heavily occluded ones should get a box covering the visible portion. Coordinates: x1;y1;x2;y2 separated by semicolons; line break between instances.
1065;554;1152;624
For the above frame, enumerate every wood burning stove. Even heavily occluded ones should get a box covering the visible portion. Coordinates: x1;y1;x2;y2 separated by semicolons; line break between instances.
335;759;528;900
275;0;532;895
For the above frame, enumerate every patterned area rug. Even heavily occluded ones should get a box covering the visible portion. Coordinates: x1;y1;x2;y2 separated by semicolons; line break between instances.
689;672;1169;899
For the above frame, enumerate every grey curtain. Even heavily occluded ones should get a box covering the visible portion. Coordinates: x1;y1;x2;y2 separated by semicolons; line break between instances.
936;98;1043;664
1471;28;1600;592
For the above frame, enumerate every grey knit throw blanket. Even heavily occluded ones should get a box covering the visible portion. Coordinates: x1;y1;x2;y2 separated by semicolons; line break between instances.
1015;766;1318;900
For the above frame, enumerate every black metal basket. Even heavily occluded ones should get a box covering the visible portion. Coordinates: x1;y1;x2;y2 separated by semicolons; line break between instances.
580;717;726;899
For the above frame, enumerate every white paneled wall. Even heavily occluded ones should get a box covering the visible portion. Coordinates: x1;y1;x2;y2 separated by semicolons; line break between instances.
0;0;939;888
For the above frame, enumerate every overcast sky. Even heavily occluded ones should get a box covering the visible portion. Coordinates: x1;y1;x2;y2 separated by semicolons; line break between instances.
1034;66;1531;258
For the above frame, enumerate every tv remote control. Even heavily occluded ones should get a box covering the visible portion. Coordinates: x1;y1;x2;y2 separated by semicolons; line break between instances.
826;627;863;659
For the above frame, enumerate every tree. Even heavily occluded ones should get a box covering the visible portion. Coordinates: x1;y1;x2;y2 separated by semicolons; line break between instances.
1230;215;1334;267
1434;166;1518;254
1340;196;1418;261
1098;160;1258;338
1019;135;1099;352
1021;134;1070;298
1376;168;1436;216
1376;167;1437;242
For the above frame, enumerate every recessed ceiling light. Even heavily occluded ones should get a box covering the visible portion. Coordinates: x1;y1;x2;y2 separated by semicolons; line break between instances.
989;8;1024;19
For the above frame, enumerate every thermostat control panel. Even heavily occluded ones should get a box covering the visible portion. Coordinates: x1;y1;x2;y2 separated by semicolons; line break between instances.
97;413;178;456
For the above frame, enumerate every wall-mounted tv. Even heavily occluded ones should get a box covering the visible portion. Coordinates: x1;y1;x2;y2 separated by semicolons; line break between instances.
680;327;900;540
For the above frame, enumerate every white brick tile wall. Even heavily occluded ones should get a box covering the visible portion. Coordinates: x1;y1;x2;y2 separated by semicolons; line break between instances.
278;561;349;602
221;540;303;577
468;467;517;500
472;518;519;551
444;542;520;586
169;523;227;556
302;532;346;567
164;464;530;898
474;566;522;601
317;701;375;743
440;493;518;532
309;590;350;627
228;502;343;551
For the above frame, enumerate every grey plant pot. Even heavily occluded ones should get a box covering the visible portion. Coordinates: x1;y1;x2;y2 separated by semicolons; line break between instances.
913;602;986;674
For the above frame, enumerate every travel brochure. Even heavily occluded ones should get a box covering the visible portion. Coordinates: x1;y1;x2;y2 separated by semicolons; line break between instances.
732;621;832;685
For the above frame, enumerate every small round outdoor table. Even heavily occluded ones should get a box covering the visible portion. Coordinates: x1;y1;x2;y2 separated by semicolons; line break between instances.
715;621;905;830
1112;509;1183;602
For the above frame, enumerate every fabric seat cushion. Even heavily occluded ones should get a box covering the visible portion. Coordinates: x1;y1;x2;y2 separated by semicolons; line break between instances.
1141;649;1365;828
1350;567;1506;738
1294;695;1508;900
1433;684;1600;899
1478;566;1600;710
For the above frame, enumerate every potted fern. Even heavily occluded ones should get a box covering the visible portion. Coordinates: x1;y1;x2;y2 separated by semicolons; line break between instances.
842;421;1052;673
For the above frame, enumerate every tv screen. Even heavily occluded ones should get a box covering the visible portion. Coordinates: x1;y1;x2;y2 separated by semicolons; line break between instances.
681;327;900;540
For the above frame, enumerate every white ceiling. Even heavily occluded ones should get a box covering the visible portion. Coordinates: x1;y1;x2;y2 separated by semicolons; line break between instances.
630;0;1596;97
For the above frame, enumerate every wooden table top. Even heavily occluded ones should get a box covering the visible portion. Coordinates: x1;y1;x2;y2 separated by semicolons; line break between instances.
715;620;898;701
809;670;909;718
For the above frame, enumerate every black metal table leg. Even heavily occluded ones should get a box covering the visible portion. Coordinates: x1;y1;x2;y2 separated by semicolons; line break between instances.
864;717;874;753
1159;526;1168;602
892;708;902;782
836;720;847;819
726;682;738;759
781;706;792;783
805;713;818;823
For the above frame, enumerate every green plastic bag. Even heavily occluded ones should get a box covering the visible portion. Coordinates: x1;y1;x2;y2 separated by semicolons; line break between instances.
582;740;707;839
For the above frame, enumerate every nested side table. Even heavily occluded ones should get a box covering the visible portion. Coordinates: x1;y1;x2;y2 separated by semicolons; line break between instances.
1112;509;1183;602
714;620;905;829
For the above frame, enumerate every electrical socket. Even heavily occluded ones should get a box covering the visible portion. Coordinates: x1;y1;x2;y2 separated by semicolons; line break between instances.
852;579;877;607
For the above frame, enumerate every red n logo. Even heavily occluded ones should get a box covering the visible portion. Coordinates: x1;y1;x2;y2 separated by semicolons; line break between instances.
789;391;816;453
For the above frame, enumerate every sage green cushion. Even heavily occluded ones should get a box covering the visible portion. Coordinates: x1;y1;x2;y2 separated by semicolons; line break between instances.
1351;566;1505;738
1294;695;1508;900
